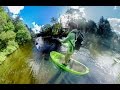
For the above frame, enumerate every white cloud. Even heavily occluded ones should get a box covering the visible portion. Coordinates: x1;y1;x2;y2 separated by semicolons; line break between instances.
70;6;80;9
108;18;120;33
58;6;86;28
7;6;24;14
20;17;23;21
58;14;70;28
79;7;85;12
114;6;117;10
41;25;44;27
12;14;18;19
70;6;85;17
79;7;86;17
32;22;42;34
7;6;24;21
12;14;24;21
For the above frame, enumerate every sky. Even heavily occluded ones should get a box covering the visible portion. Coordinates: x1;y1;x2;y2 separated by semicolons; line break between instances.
7;6;120;34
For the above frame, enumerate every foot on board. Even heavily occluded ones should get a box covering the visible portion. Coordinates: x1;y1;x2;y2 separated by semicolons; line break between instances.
62;63;67;66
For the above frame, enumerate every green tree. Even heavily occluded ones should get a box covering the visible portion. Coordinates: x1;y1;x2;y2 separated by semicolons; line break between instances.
13;16;31;44
86;20;98;34
51;17;57;24
52;23;62;35
13;16;25;32
0;39;6;51
16;29;31;44
0;6;15;32
42;24;51;32
97;16;112;38
0;31;16;41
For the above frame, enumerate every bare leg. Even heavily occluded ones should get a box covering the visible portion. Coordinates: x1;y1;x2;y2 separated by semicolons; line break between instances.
63;44;73;65
64;53;71;65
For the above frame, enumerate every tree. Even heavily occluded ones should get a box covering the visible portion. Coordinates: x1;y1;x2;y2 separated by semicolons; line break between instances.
0;6;4;12
0;6;15;33
4;21;15;31
97;16;104;35
13;17;31;44
52;23;62;35
41;24;52;33
0;7;8;33
13;16;25;32
51;17;57;24
97;16;112;38
16;29;31;45
0;31;16;41
0;39;6;51
0;30;16;52
86;20;97;34
104;19;112;37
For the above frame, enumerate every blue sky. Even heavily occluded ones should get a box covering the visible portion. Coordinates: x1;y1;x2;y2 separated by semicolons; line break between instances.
19;6;67;28
7;6;120;33
84;6;120;22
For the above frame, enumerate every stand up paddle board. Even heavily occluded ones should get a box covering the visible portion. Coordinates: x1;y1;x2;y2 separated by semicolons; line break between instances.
50;51;89;75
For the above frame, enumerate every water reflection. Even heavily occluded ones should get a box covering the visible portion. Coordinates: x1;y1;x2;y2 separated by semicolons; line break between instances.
35;37;61;59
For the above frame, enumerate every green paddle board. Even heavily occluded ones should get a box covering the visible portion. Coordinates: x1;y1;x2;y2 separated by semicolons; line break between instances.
50;51;89;75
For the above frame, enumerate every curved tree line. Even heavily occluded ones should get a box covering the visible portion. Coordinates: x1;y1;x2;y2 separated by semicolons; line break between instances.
37;16;113;40
36;8;113;41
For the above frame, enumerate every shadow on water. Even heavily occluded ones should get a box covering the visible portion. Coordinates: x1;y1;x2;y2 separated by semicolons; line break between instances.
47;69;63;84
35;37;61;60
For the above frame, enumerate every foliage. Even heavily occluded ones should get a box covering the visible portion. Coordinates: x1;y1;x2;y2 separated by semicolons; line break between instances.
16;29;31;44
0;6;32;64
51;17;57;24
0;52;6;64
86;20;98;34
13;17;25;32
97;16;112;38
0;39;6;51
0;7;15;32
52;23;62;35
0;31;16;41
12;16;31;44
41;24;52;32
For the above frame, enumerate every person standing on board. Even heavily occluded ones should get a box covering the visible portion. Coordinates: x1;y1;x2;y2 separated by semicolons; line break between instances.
59;29;84;66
